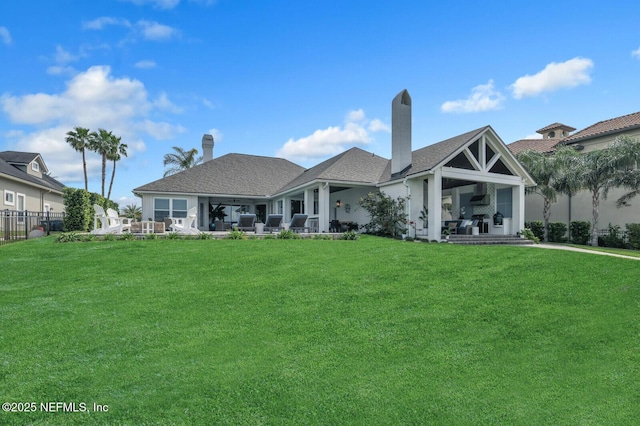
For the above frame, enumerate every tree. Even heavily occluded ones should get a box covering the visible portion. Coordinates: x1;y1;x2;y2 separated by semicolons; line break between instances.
106;134;128;200
517;149;565;242
121;204;142;220
163;146;203;177
65;127;91;190
555;136;640;246
89;129;114;197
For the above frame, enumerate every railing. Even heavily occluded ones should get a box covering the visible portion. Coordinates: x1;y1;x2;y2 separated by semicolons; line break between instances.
0;210;65;246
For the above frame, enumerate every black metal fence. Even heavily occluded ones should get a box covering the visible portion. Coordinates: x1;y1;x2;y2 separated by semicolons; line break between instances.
0;210;66;246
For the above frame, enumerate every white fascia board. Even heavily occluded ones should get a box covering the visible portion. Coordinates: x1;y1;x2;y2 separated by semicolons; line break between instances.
441;167;524;185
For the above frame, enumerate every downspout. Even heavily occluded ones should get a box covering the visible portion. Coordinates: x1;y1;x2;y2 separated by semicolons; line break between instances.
403;177;411;238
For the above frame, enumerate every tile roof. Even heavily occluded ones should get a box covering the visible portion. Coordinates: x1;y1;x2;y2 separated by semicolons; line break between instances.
379;126;490;182
507;138;561;155
536;122;576;133
278;147;389;193
561;111;640;144
133;153;306;197
0;151;64;192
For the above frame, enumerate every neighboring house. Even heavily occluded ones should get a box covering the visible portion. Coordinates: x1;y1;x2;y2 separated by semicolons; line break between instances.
0;151;65;214
134;90;535;240
508;112;640;228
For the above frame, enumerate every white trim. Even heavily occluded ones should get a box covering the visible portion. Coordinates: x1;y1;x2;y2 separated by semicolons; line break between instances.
16;193;26;223
31;162;40;172
4;190;15;206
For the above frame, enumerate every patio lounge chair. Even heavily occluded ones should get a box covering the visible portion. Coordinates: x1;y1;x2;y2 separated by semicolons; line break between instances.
107;208;132;234
236;214;257;231
169;206;199;235
263;214;283;232
289;213;310;233
91;204;128;235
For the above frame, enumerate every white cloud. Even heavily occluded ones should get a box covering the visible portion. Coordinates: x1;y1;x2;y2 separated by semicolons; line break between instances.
0;66;183;182
368;118;389;132
441;79;505;113
632;47;640;59
123;0;181;9
524;133;543;140
0;26;12;45
83;17;131;30
137;20;179;40
202;98;214;109
207;128;223;142
510;57;594;99
276;109;388;162
135;59;157;69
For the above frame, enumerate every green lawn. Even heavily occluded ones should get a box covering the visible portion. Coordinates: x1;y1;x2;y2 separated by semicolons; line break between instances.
1;236;639;425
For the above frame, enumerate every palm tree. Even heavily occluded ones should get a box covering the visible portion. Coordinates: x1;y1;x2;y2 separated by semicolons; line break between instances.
106;134;128;200
121;204;142;221
517;148;565;242
163;146;203;177
65;127;91;190
89;129;114;197
555;136;640;246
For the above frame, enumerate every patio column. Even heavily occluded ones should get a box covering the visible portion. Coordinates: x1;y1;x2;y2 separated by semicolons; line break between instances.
303;188;313;215
284;196;292;222
512;183;525;235
318;183;330;232
427;169;442;241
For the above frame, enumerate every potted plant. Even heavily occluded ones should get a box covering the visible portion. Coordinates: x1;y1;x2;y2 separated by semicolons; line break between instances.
209;203;227;230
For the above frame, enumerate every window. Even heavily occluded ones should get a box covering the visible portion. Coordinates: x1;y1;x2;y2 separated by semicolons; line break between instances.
153;198;189;221
31;162;40;172
496;188;512;218
4;190;15;206
172;199;187;218
16;193;25;223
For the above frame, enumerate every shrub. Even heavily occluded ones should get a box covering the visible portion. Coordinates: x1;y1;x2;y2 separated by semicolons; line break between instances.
62;188;92;232
263;234;276;240
525;221;545;242
145;233;158;240
548;222;567;243
103;233;117;241
626;223;640;250
55;232;80;243
569;221;591;245
79;233;97;242
358;192;408;237
226;230;247;240
277;229;301;239
520;228;540;244
599;224;625;248
313;234;333;240
119;233;137;241
196;232;213;240
340;230;359;240
166;232;181;240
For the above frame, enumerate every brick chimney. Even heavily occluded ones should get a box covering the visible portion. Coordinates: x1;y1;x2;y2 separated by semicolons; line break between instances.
391;89;412;175
202;134;214;162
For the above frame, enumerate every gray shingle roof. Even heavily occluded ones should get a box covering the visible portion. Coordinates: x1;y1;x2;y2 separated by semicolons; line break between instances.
277;147;390;193
379;126;490;182
0;151;64;192
133;153;306;197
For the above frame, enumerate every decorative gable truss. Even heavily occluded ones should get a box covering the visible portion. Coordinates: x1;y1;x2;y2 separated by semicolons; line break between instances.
441;129;532;185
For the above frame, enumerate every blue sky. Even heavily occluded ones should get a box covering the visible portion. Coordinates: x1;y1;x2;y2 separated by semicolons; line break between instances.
2;0;640;207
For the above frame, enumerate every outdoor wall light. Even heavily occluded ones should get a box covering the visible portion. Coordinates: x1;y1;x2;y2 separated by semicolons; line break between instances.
336;200;341;208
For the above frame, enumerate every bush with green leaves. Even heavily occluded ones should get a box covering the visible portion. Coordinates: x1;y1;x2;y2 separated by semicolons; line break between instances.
55;232;80;243
525;221;545;242
62;188;92;231
145;233;158;240
340;230;359;240
626;223;640;250
226;230;247;240
520;228;540;244
103;233;117;241
569;221;591;245
312;234;333;240
277;229;301;239
166;232;181;240
119;233;137;241
548;222;567;243
263;234;276;240
196;232;213;240
599;224;625;248
358;192;408;237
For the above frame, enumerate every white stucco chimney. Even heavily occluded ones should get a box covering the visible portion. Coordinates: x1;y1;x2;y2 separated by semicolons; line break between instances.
202;134;214;162
391;89;412;175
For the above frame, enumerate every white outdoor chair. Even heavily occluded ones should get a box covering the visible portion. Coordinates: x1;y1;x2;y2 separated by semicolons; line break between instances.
169;206;199;234
91;204;110;234
107;208;132;234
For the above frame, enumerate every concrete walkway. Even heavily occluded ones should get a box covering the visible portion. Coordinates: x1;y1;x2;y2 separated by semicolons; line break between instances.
521;243;640;261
